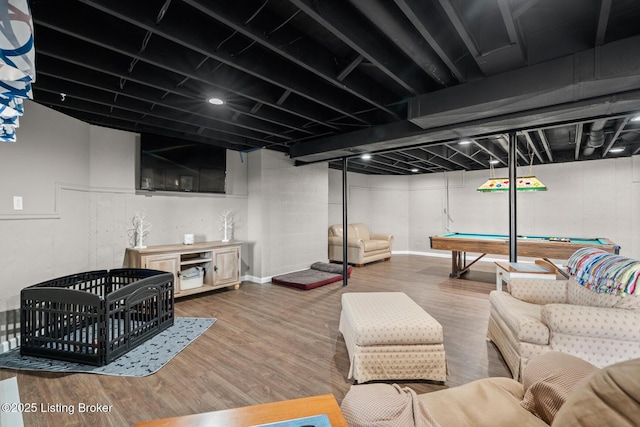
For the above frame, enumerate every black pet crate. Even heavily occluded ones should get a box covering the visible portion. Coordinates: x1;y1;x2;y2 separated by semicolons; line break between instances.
20;268;174;366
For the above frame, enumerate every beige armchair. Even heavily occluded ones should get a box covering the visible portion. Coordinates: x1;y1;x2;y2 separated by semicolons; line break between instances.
488;276;640;381
328;223;393;266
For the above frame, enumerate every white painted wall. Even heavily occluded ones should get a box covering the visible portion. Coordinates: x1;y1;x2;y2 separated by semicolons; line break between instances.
247;150;328;280
0;101;331;315
408;172;454;253
3;100;639;314
89;126;137;189
247;150;264;280
329;172;442;254
328;170;369;226
1;103;91;313
0;102;251;312
447;160;638;259
329;158;640;260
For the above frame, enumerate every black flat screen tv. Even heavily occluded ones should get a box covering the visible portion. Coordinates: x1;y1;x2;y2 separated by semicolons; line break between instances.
139;133;226;194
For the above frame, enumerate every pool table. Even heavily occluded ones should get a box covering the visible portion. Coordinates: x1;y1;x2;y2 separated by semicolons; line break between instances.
429;232;620;278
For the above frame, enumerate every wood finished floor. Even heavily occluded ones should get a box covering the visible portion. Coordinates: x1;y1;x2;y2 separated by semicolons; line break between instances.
2;255;511;426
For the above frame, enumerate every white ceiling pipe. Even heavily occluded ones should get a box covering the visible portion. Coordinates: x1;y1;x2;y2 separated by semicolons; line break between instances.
583;119;608;156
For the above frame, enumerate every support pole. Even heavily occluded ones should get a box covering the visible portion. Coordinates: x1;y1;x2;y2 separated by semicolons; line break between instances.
342;157;349;286
509;132;517;263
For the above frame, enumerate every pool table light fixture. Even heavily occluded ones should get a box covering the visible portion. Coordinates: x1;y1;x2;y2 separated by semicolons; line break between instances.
477;176;547;192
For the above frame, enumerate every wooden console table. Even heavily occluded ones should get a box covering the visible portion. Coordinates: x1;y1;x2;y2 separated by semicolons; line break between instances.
135;394;348;427
125;241;241;298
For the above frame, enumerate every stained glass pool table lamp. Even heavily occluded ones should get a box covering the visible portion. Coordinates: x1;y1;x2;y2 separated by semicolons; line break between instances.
477;176;547;192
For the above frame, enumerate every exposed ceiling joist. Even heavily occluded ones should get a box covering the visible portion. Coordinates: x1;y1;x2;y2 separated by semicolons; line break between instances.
28;0;640;176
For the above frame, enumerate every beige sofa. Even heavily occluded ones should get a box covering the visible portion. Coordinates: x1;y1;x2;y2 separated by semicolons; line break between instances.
328;223;393;266
340;352;640;427
488;274;640;381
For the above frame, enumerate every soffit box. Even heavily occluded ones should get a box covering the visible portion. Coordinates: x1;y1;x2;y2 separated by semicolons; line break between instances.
407;35;640;130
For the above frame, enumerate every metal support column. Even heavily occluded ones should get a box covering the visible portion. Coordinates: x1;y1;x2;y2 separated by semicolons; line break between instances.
342;157;349;286
509;132;518;262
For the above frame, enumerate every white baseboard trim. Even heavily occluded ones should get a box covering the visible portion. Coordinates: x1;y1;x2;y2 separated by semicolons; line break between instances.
241;274;271;284
0;336;19;354
393;250;451;258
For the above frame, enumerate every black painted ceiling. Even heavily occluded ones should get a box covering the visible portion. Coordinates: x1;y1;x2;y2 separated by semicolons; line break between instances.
30;0;640;175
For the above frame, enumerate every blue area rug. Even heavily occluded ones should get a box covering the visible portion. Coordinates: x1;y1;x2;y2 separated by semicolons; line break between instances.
0;317;216;377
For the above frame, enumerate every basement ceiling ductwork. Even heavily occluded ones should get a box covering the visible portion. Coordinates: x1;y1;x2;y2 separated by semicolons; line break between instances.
583;119;607;157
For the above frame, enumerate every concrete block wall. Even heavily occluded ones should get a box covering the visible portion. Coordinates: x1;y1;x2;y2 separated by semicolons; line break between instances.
328;173;410;250
329;157;640;261
0;102;250;316
247;150;328;280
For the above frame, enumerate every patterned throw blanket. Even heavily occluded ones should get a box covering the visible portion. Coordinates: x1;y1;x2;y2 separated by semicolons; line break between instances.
566;248;640;296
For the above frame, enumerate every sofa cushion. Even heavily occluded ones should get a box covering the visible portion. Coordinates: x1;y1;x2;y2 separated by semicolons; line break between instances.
613;293;640;310
418;377;549;427
520;352;598;424
508;278;568;305
489;291;549;345
542;304;640;342
362;239;390;251
341;383;440;427
551;357;640;427
567;277;626;308
350;223;371;241
328;224;344;237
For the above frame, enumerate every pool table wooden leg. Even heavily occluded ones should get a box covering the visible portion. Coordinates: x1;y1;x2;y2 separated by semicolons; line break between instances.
450;251;486;278
450;251;462;278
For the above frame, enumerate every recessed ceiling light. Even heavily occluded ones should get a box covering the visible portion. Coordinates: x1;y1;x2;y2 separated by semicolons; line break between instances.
609;147;625;153
411;168;419;173
489;159;500;164
458;139;472;145
208;97;224;105
361;153;371;160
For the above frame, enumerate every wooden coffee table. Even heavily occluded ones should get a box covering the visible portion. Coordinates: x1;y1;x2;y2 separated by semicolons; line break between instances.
135;394;347;427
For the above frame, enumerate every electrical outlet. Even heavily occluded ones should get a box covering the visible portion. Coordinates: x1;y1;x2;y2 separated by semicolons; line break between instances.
13;196;23;210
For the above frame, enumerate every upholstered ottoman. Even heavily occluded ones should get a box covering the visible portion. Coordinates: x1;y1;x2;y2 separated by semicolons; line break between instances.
339;292;447;383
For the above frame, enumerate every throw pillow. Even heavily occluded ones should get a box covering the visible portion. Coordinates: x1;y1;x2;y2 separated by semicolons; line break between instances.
551;357;640;427
520;351;599;424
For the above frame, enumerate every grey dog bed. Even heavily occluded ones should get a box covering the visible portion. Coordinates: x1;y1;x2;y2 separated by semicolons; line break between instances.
271;262;352;290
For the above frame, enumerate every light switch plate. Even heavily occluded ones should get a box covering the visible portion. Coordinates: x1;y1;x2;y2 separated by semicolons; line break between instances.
13;196;23;210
